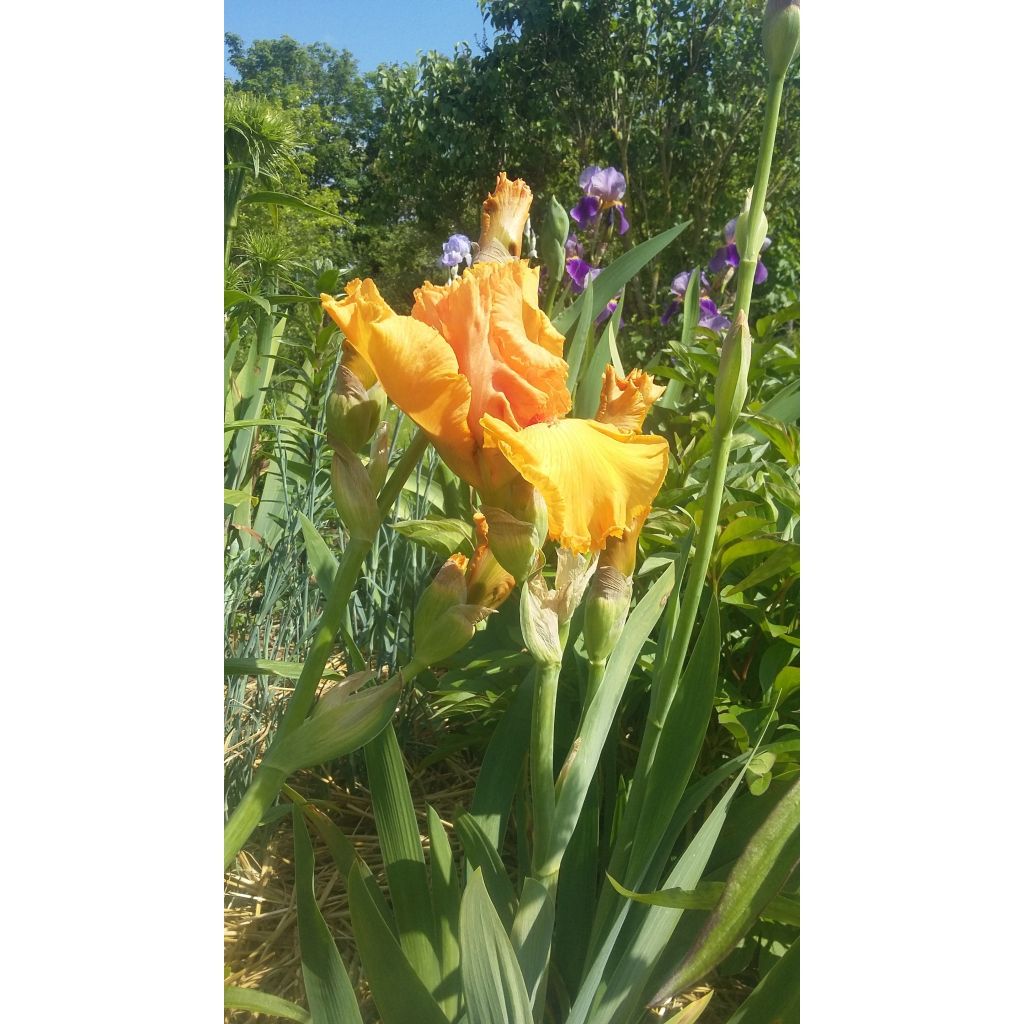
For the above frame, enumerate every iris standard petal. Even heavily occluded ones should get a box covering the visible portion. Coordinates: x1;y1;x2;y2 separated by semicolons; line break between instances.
754;260;769;284
321;280;479;484
412;261;570;441
596;367;666;432
480;415;670;555
479;173;533;259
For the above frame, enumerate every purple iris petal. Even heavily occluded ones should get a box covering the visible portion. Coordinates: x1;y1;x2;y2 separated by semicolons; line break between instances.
570;194;601;228
660;299;682;326
761;236;772;252
564;232;582;258
723;218;737;244
590;167;626;201
439;232;472;268
670;269;711;296
614;204;630;235
697;297;731;332
596;298;618;326
754;260;769;285
578;165;600;192
709;243;741;273
566;257;600;294
699;298;719;320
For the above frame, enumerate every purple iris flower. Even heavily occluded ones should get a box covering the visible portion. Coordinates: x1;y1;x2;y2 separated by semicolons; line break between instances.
570;165;631;235
708;218;770;283
566;257;601;294
660;268;712;325
698;297;731;332
564;232;582;259
439;233;472;268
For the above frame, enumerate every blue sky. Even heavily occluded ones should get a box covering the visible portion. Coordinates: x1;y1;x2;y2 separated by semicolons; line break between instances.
225;0;487;77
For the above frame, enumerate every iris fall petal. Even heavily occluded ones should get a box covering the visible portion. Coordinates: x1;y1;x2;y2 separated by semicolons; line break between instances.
480;415;669;555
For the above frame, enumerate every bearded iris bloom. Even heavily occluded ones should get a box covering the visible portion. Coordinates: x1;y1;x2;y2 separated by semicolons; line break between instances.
566;256;599;294
660;269;708;325
439;233;473;269
708;218;770;284
570;165;631;236
321;175;668;557
660;269;729;331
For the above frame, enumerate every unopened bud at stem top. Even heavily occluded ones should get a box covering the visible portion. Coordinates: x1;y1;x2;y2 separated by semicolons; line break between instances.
763;0;800;80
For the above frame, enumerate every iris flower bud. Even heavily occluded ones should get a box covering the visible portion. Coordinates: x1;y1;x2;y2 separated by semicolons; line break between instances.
540;195;570;285
583;566;633;665
763;0;800;80
325;363;387;453
479;485;548;585
263;673;401;772
330;446;381;541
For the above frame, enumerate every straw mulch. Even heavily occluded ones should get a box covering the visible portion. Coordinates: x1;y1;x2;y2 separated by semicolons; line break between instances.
225;750;478;1023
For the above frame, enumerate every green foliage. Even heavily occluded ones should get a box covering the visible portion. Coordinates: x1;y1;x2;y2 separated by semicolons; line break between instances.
225;3;799;1019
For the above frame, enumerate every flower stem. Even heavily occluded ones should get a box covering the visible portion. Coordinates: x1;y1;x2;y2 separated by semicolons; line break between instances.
224;430;429;869
607;65;792;887
531;660;561;883
734;74;786;320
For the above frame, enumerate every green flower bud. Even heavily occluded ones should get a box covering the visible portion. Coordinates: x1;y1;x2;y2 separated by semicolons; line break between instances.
326;364;387;453
583;566;633;665
331;447;381;541
714;312;752;435
264;674;400;772
480;489;548;585
539;195;570;285
763;0;800;79
412;553;496;667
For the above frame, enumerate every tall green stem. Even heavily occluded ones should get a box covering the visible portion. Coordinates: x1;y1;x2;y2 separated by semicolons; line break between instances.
224;430;429;868
224;167;247;270
531;661;561;886
601;66;791;901
734;75;785;320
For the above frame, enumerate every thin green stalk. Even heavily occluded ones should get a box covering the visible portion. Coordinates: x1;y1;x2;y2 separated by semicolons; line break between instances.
598;62;792;908
582;659;606;719
734;75;786;320
225;166;247;269
531;661;561;884
224;430;429;868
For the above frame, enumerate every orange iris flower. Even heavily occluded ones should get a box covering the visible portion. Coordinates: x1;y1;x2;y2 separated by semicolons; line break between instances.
321;176;669;556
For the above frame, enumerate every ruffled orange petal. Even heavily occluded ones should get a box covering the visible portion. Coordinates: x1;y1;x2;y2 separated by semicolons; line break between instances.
596;366;667;432
480;415;670;555
412;262;570;441
321;281;480;486
479;172;533;260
